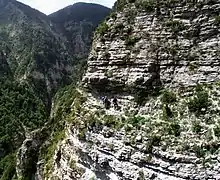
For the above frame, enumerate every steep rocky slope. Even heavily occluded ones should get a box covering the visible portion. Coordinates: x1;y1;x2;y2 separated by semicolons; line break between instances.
83;0;220;90
41;0;220;180
49;3;110;57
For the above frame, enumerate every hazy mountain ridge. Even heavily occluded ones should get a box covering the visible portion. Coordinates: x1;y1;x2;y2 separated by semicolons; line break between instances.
49;2;111;56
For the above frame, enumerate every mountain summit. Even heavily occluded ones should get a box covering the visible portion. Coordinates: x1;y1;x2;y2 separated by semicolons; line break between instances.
49;2;111;56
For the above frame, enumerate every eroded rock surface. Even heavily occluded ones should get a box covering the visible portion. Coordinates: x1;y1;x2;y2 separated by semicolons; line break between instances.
83;0;220;90
40;1;220;180
46;88;220;180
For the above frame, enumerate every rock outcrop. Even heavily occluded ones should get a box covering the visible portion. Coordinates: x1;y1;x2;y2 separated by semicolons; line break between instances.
83;0;220;91
17;127;49;180
45;89;220;180
40;1;220;180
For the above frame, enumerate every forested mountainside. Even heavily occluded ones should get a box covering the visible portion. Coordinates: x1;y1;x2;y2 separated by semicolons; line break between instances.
0;0;110;179
0;0;73;105
49;2;111;57
35;0;220;180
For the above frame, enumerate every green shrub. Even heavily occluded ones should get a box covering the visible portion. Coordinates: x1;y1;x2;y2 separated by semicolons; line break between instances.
151;135;161;146
96;22;109;35
168;122;181;136
214;126;220;137
104;70;113;78
0;154;16;180
144;141;153;153
134;89;148;106
44;130;66;178
114;0;127;11
69;159;76;170
192;121;202;134
114;23;125;33
145;135;162;152
125;36;139;47
161;90;176;104
126;27;133;35
138;170;145;180
78;128;87;140
204;143;219;154
103;115;119;128
214;16;220;25
109;12;117;20
189;62;199;72
166;20;185;33
188;86;209;113
124;124;133;132
142;0;155;11
127;116;146;126
193;145;205;158
135;0;155;11
162;105;173;119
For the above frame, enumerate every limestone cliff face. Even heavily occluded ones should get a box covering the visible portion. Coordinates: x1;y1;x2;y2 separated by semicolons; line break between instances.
43;87;220;180
83;0;220;91
39;1;220;180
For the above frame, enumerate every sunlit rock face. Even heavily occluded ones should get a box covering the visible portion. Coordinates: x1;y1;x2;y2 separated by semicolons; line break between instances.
83;0;220;92
37;1;220;180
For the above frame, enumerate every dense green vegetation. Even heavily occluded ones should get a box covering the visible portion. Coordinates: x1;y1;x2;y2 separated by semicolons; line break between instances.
188;85;210;114
0;77;48;180
161;89;176;104
165;20;186;33
96;22;109;35
125;36;139;47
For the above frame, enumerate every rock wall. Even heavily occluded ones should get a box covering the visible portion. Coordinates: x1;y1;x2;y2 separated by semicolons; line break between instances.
46;90;220;180
17;127;48;180
41;1;220;180
83;0;220;91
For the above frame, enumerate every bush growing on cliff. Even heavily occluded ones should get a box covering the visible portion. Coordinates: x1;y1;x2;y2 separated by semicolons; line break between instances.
127;116;146;127
103;115;120;128
168;122;181;136
44;130;66;178
114;23;125;34
96;22;109;35
114;0;127;11
192;121;202;134
189;62;199;72
133;88;149;106
193;145;205;158
214;126;220;137
135;0;155;11
125;36;139;47
188;85;209;114
166;20;185;33
162;105;173;119
214;16;220;25
161;90;176;104
0;154;16;180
